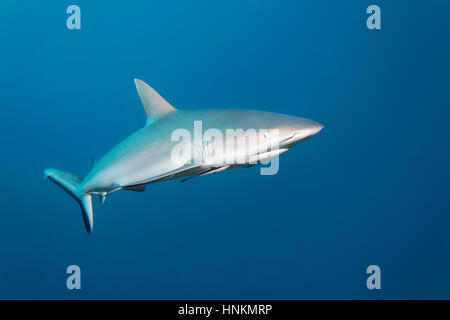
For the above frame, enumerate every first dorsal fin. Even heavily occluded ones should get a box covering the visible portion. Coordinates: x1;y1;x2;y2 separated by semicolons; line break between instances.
134;79;177;124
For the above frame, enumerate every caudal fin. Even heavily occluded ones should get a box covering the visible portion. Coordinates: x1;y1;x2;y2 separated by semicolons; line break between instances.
44;168;94;234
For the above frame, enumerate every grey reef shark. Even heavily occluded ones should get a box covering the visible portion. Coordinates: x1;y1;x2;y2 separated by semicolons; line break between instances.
44;79;323;233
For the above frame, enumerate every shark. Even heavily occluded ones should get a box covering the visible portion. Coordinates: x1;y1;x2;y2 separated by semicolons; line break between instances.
44;79;323;234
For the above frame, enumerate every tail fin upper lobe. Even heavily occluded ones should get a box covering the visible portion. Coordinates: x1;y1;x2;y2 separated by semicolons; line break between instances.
44;168;94;234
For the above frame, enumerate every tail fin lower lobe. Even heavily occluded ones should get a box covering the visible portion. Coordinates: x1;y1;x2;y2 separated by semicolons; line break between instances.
44;168;94;234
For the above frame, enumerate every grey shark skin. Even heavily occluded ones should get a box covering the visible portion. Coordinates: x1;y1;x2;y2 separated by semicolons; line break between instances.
44;79;323;234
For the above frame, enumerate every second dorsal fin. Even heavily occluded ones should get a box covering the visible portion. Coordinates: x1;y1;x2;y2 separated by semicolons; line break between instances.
134;79;177;124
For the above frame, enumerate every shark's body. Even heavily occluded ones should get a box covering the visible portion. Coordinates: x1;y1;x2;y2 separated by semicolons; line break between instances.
45;79;323;233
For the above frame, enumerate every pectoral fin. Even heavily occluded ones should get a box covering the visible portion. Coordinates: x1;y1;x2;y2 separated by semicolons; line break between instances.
123;184;146;192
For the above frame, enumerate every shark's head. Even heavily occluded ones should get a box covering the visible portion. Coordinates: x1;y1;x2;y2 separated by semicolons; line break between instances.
278;117;324;148
254;111;323;149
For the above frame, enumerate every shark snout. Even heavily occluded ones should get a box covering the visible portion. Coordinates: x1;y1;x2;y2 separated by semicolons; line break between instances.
295;120;324;139
308;121;324;136
278;122;322;147
281;120;323;147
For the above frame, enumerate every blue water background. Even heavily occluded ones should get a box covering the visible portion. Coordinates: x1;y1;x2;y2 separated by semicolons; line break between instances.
0;0;449;298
